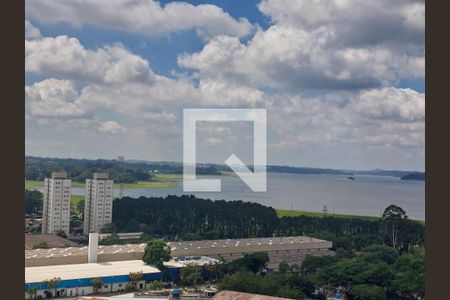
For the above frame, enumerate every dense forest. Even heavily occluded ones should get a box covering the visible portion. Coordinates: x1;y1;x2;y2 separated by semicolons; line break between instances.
112;196;424;252
193;245;425;299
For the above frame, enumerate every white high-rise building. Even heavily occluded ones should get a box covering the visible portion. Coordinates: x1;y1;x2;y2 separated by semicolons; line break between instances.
42;172;71;236
84;173;114;234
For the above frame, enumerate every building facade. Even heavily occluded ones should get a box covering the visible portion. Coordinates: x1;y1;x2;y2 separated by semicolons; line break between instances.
42;172;71;236
84;173;114;234
25;260;162;299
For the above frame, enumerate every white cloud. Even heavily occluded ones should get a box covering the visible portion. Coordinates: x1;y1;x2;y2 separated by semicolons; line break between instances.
179;0;424;92
26;0;253;40
179;27;423;92
25;20;41;39
24;2;425;169
25;78;86;118
270;88;424;150
98;121;127;135
351;88;425;122
26;36;155;84
257;0;424;46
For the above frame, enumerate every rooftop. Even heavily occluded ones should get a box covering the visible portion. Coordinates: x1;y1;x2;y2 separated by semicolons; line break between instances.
164;256;220;268
167;236;328;252
213;290;293;300
25;260;161;283
26;236;330;260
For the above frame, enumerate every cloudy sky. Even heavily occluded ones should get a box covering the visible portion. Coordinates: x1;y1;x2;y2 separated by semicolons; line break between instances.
25;0;425;171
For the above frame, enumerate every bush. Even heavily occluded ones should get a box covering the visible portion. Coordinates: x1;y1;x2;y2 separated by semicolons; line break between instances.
33;241;49;249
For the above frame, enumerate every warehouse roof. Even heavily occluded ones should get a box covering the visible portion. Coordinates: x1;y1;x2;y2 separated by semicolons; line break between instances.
25;260;160;283
25;236;331;259
167;236;328;251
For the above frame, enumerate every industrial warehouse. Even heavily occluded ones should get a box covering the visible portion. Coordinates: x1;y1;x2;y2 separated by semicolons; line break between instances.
25;235;333;268
25;235;333;298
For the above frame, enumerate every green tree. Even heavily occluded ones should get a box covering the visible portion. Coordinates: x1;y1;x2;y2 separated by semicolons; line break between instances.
43;277;60;298
230;252;269;273
278;261;289;274
99;233;122;245
390;247;425;299
300;255;337;274
180;265;203;286
33;241;49;249
77;199;85;219
148;280;163;291
382;205;407;249
56;229;67;239
101;223;118;233
142;240;171;269
362;245;399;265
25;190;43;215
324;256;393;294
26;285;38;300
91;278;103;294
128;271;144;290
349;284;386;300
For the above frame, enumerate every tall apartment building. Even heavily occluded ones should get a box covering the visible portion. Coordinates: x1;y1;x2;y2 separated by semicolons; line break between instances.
42;172;71;236
84;173;114;234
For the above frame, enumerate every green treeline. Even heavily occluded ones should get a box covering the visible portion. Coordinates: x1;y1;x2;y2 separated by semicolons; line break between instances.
112;195;424;252
215;246;424;300
168;245;424;299
25;157;151;183
113;195;278;239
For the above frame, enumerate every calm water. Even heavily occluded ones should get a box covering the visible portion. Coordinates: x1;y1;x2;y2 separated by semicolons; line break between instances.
71;173;425;220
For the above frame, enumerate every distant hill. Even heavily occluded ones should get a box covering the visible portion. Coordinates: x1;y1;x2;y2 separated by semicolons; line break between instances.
401;172;425;181
25;156;422;179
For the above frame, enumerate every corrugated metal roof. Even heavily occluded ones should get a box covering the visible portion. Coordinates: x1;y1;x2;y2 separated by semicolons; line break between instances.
25;260;160;283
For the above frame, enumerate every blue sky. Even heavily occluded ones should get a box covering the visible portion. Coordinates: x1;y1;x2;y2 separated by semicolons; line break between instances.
25;0;425;171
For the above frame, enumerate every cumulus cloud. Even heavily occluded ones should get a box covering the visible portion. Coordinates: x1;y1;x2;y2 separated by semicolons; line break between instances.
351;88;425;123
257;0;424;46
179;0;424;92
26;36;155;84
270;88;424;150
25;20;41;39
24;1;425;169
180;27;423;92
25;0;253;40
25;78;86;118
98;121;127;135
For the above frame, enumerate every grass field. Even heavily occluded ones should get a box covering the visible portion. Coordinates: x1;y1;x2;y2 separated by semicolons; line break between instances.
276;209;424;223
71;195;84;207
25;173;183;191
25;180;86;189
276;209;381;220
114;173;182;189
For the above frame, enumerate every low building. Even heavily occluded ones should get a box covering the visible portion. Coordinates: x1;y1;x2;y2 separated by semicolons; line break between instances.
213;290;293;300
99;232;144;243
24;260;162;299
25;236;333;268
163;256;220;282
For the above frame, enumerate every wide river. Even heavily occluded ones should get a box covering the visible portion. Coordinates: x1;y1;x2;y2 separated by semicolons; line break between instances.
71;173;425;220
